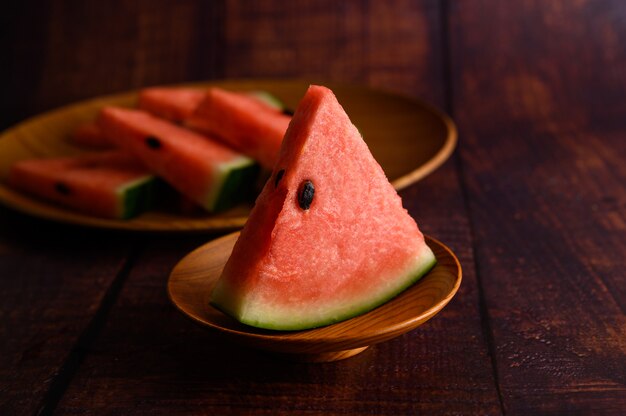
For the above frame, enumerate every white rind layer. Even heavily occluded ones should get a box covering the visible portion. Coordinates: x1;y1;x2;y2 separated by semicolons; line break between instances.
114;174;155;218
211;242;437;331
203;155;255;210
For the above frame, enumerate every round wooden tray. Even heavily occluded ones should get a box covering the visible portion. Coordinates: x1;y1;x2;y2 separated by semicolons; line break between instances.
168;232;462;362
0;79;457;232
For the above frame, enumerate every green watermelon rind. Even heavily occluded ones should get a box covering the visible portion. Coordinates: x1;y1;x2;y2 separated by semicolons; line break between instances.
116;175;159;219
211;245;437;331
205;156;260;212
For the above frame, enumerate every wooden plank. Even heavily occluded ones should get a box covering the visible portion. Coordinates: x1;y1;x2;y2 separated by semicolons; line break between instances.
0;1;53;130
54;2;502;413
55;164;503;415
0;207;139;415
222;0;445;104
0;0;224;131
449;0;626;413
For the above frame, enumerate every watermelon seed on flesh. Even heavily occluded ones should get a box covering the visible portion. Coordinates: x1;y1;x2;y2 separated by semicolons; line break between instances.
210;85;437;331
274;169;285;187
297;180;315;210
55;182;71;195
98;107;259;213
145;136;162;149
7;152;159;219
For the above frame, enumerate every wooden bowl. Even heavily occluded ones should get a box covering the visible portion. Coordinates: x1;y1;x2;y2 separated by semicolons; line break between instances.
0;79;456;232
167;232;462;362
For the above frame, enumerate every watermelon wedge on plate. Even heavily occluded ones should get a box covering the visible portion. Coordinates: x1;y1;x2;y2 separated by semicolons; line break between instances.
70;121;114;149
138;87;288;123
186;87;291;169
138;87;205;123
98;107;259;213
7;151;157;219
210;85;436;330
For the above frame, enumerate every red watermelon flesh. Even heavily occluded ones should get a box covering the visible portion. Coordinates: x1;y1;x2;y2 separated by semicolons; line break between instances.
185;87;291;169
139;87;288;123
7;152;156;219
97;107;258;212
70;122;113;148
138;87;205;122
210;85;436;330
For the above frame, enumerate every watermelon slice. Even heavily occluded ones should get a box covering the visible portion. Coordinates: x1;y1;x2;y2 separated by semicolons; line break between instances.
138;87;289;123
97;107;259;212
7;152;157;219
185;87;291;169
210;85;436;330
70;121;113;148
138;87;205;122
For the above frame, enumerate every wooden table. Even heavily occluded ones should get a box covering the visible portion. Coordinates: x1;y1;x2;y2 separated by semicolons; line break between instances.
2;1;625;414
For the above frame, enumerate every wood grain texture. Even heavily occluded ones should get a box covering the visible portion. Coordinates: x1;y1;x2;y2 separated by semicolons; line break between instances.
51;185;504;411
8;0;625;414
0;207;140;415
0;0;223;131
222;0;445;104
1;0;623;411
36;1;503;414
450;0;626;414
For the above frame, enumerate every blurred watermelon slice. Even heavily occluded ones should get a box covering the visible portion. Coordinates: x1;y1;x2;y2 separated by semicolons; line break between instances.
186;87;291;169
98;107;259;212
138;87;205;123
138;87;288;123
69;121;114;149
7;152;157;219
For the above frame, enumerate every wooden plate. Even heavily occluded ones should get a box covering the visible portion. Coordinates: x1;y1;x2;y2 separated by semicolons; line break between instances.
167;232;462;362
0;79;457;232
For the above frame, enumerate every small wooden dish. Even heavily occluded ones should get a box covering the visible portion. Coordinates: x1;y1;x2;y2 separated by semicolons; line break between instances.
167;232;462;362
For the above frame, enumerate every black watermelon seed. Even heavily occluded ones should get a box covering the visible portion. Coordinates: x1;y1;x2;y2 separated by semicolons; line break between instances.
275;169;285;187
282;108;295;116
55;182;71;195
145;136;162;149
298;180;314;210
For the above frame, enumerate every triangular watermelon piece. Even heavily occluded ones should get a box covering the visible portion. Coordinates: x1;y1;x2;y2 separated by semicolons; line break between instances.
7;152;157;219
138;87;205;122
139;87;289;124
185;87;291;169
210;85;436;330
70;121;114;149
97;107;259;212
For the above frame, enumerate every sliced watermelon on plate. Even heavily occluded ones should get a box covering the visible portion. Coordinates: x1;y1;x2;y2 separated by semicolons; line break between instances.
98;107;259;212
185;87;291;170
138;87;289;124
210;85;436;330
70;121;113;149
7;151;157;219
138;87;205;123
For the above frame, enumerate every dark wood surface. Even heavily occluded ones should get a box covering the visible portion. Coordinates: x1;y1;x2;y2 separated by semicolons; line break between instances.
1;1;624;415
